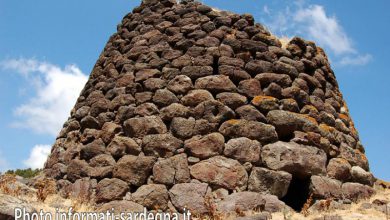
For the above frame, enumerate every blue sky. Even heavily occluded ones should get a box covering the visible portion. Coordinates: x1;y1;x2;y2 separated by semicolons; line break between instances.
0;0;389;181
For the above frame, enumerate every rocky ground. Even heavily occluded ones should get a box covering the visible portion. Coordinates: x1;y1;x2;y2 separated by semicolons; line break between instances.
0;174;389;220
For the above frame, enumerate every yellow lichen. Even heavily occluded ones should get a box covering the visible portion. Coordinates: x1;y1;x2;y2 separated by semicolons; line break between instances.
319;123;336;133
226;119;241;125
339;113;350;121
252;95;277;105
296;113;318;125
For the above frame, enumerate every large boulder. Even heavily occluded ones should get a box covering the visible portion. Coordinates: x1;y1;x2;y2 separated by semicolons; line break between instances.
248;167;292;198
113;155;156;186
261;141;327;178
327;158;352;182
341;182;375;202
193;100;235;124
80;139;106;160
181;89;214;107
267;110;319;139
190;156;248;190
219;119;278;144
169;182;212;215
184;133;225;159
350;166;375;186
339;145;369;171
142;134;183;158
170;117;217;139
217;192;285;213
96;178;129;203
124;116;167;138
194;75;237;93
224;137;261;163
309;175;342;199
131;184;169;210
107;136;141;159
153;154;190;185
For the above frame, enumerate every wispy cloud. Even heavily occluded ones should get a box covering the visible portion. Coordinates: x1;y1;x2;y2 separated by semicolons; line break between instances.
23;145;51;169
260;2;372;67
294;5;354;55
339;54;373;66
1;58;88;136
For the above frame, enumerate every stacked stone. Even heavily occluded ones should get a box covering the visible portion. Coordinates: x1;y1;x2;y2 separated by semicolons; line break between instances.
44;0;375;215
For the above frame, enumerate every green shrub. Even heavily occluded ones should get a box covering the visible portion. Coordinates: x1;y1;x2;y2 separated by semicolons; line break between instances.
5;168;42;179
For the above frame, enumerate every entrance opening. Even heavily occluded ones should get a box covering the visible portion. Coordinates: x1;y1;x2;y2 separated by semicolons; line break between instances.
281;176;311;211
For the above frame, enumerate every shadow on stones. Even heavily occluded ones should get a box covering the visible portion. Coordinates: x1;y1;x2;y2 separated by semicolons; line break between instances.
281;176;311;212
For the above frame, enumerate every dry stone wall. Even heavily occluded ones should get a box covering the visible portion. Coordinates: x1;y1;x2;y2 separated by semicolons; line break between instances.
44;0;375;214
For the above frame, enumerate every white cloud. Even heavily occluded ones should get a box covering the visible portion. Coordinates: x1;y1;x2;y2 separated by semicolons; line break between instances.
23;145;51;169
263;5;270;15
260;2;372;66
339;54;373;66
294;5;354;55
1;58;88;136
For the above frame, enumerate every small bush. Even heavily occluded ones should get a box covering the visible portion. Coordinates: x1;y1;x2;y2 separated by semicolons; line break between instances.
5;168;42;179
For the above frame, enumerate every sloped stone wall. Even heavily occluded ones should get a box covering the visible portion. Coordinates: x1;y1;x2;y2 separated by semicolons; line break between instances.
44;0;375;214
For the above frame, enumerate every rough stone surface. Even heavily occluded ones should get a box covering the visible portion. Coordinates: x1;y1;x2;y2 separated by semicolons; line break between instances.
327;158;352;182
184;133;225;159
217;192;285;213
124;116;167;138
261;141;327;178
113;155;156;186
219;119;278;144
131;184;169;210
342;182;375;202
153;154;190;185
190;156;248;190
309;175;342;199
248;167;292;198
169;182;212;215
350;166;375;186
142;134;183;158
96;178;129;203
224;137;261;163
44;0;373;213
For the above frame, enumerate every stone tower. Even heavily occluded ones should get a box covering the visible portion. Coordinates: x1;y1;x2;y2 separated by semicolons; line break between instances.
44;0;375;214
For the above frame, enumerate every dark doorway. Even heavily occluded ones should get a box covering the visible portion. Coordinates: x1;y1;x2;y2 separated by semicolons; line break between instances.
281;176;311;211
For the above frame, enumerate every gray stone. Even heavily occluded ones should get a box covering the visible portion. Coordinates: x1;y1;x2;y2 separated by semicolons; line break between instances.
190;156;248;190
169;182;212;215
181;89;214;107
113;155;156;186
261;141;327;178
219;119;278;144
131;184;169;210
342;182;375;202
96;178;129;203
351;166;375;186
310;175;342;199
248;167;292;198
195;75;237;93
124;116;167;138
224;137;261;163
142;134;183;158
327;158;352;182
184;133;225;159
267;110;319;139
217;192;285;213
107;136;141;159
